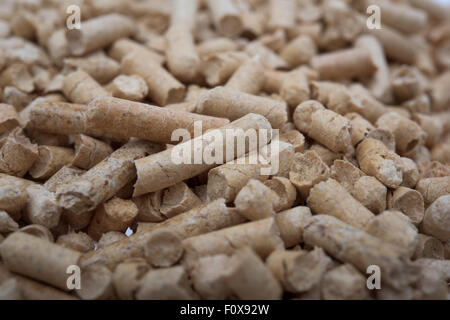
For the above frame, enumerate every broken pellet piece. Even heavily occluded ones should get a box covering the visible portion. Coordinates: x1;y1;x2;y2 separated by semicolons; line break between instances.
0;232;81;291
136;266;197;300
24;184;61;229
190;254;232;300
321;264;371;300
56;232;95;253
88;197;138;241
62;70;110;105
225;247;282;300
356;138;404;189
109;75;148;102
29;145;74;179
113;258;150;300
364;210;419;258
160;182;202;219
266;247;332;293
275;206;312;248
71;134;113;170
234;179;279;221
143;229;183;268
202;51;249;86
388;187;425;225
289;151;330;200
0;174;35;220
0;128;38;177
264;177;296;212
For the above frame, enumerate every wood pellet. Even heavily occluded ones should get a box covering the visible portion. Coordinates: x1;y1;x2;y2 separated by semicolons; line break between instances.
0;0;449;301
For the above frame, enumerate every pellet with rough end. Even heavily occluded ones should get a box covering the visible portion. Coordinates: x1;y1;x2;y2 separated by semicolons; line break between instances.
416;177;450;206
0;174;35;220
56;232;95;253
24;184;61;229
365;210;419;258
62;70;110;105
356;138;403;188
266;247;332;293
289;151;330;200
0;128;38;177
19;224;54;242
97;231;127;249
389;187;425;225
29;146;74;179
136;266;197;300
234;179;279;221
264;177;297;212
62;52;120;84
109;75;148;102
280;35;317;68
160;182;202;219
71;134;113;170
307;179;375;230
88;197;138;241
321;264;371;300
202;51;248;86
225;247;282;300
207;0;243;37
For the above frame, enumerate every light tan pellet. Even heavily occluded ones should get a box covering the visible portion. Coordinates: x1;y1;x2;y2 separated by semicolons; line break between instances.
321;264;371;300
416;177;450;206
182;217;284;265
388;187;425;224
198;86;288;129
56;232;95;253
19;224;54;242
23;184;61;229
421;195;450;241
293;100;353;154
160;182;202;219
0;128;38;177
0;210;18;233
207;0;243;37
112;258;150;300
109;75;148;102
76;264;114;300
0;174;35;220
88;197;138;241
266;247;332;293
0;103;19;135
29;145;74;179
66;14;134;56
62;70;110;105
275;206;312;248
225;247;282;300
136;266;197;300
0;232;81;291
280;35;317;68
143;229;184;268
413;234;445;260
263;177;297;212
225;56;265;95
97;232;127;250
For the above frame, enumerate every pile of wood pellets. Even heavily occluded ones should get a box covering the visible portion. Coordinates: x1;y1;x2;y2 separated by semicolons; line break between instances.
0;0;449;300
